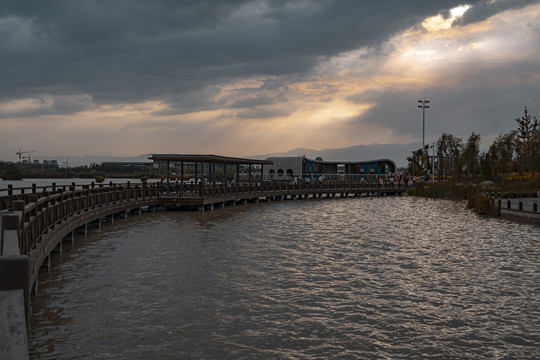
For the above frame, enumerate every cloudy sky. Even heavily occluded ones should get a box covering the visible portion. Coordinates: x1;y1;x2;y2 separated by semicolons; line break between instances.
1;0;539;163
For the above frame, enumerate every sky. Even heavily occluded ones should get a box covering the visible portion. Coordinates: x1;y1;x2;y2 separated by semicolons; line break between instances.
1;0;539;164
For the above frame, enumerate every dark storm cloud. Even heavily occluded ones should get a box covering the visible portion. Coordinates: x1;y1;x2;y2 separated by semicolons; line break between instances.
227;95;280;109
0;94;95;118
349;59;540;142
1;0;486;111
453;0;540;26
235;107;293;119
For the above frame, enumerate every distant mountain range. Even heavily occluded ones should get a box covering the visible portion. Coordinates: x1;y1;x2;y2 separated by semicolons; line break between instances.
250;143;421;168
49;143;420;168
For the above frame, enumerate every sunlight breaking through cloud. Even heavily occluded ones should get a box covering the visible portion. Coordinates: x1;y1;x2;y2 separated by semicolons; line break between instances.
0;1;538;162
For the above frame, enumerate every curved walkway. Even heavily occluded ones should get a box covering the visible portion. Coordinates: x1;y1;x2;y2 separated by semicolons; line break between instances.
1;180;405;358
499;197;540;221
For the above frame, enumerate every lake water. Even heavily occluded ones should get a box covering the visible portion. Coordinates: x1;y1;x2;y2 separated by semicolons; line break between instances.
29;196;540;359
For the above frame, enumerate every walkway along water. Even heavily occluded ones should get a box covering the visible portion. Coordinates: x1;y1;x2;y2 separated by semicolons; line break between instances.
482;191;540;221
0;179;405;358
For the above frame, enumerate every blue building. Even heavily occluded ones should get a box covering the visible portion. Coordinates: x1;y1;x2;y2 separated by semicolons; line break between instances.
264;156;396;181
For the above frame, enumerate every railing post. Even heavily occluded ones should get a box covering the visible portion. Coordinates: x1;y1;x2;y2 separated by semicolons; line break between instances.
7;184;13;211
98;184;104;207
28;195;39;252
2;212;21;254
60;189;66;220
0;213;30;337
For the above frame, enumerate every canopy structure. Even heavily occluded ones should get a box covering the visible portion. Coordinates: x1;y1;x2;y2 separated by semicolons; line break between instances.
149;154;273;165
149;154;273;194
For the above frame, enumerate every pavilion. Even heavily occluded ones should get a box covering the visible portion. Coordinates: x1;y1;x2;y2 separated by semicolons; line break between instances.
149;154;273;188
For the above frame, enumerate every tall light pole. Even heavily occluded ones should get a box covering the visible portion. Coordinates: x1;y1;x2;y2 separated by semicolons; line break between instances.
417;100;429;151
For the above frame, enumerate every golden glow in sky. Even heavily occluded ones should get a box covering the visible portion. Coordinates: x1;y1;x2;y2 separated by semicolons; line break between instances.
1;2;539;163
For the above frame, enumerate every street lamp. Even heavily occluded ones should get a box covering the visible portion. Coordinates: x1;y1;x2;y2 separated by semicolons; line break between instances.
417;100;429;151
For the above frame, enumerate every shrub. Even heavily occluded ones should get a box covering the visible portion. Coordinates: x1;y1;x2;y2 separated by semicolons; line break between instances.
95;175;105;183
467;194;499;216
407;181;479;200
1;169;23;180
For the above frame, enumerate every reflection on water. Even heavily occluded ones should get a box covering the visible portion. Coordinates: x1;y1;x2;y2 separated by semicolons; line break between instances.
30;196;540;359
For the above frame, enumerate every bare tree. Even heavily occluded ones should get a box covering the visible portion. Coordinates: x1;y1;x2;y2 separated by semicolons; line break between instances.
532;126;540;172
514;106;539;176
436;133;463;180
463;132;481;178
487;132;516;178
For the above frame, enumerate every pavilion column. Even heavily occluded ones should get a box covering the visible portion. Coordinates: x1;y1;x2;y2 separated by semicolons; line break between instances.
180;161;184;197
249;164;252;185
195;162;198;185
261;164;264;183
166;160;170;195
223;163;227;184
201;162;205;183
236;164;240;184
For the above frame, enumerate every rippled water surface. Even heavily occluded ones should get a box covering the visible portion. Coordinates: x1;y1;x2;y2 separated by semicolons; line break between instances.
30;196;540;359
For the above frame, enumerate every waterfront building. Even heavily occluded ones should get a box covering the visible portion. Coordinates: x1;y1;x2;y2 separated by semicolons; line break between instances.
264;156;396;181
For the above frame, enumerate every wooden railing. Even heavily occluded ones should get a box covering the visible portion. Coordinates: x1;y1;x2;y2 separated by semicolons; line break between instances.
1;180;406;256
0;181;161;211
0;179;405;358
1;182;162;255
162;180;406;198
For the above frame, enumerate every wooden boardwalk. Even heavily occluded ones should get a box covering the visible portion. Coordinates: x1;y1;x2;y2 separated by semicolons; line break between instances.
159;181;406;210
0;180;404;358
1;179;405;289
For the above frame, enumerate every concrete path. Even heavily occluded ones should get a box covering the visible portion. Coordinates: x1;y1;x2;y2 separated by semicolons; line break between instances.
0;290;29;360
498;197;540;222
501;197;539;212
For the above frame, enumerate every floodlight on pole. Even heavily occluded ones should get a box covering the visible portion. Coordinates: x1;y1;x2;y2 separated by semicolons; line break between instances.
417;100;429;150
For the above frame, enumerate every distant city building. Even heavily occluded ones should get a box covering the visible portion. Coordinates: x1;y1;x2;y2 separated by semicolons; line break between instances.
101;162;152;167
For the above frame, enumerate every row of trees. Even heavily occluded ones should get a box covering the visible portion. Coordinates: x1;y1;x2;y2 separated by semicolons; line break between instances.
408;106;540;180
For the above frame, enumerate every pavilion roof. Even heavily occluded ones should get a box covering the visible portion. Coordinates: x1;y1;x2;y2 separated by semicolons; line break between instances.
149;154;273;165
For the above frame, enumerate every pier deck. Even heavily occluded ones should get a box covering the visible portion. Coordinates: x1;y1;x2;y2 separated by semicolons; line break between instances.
0;179;400;359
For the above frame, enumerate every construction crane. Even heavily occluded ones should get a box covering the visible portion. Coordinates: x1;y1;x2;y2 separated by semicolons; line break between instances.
16;149;35;167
